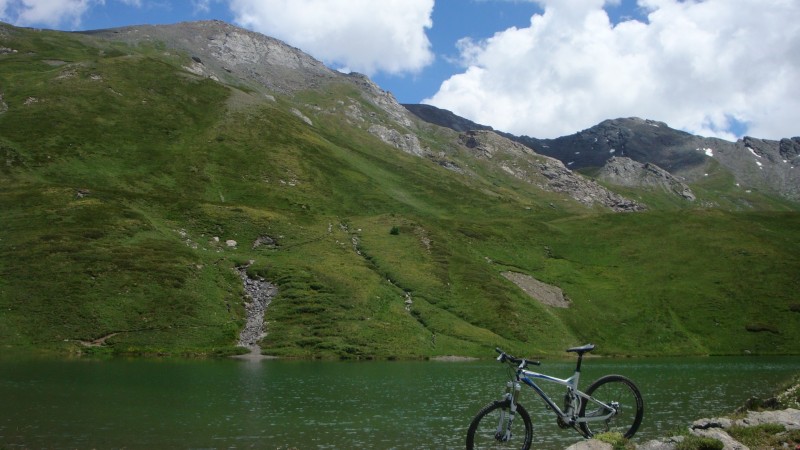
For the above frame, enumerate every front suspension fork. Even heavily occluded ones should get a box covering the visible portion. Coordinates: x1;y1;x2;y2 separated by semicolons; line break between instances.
496;381;522;441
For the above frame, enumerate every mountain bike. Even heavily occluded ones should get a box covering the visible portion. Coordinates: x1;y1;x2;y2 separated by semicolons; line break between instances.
466;344;644;449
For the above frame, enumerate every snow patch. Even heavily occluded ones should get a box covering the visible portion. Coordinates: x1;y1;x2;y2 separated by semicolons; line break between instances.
746;147;762;158
697;147;714;157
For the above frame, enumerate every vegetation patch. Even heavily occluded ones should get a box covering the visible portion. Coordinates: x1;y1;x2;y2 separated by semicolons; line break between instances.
728;424;800;450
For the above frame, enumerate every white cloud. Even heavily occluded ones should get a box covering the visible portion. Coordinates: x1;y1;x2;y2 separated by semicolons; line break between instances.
425;0;800;140
0;0;100;28
192;0;211;14
227;0;435;76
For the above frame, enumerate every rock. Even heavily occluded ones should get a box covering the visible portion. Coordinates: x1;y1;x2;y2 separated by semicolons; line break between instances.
637;436;683;450
599;156;695;201
735;408;800;430
565;439;613;450
369;124;423;156
252;235;277;249
692;417;733;430
291;107;313;126
225;239;237;247
690;427;748;450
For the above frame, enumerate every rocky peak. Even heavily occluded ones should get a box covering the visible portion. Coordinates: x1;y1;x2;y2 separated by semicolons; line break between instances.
80;20;338;94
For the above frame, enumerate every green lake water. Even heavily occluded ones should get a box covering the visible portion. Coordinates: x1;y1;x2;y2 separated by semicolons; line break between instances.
1;356;798;449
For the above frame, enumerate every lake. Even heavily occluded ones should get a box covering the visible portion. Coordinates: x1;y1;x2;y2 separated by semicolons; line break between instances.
1;355;798;449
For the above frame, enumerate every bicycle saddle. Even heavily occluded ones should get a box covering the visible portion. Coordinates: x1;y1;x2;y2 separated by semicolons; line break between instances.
566;344;595;355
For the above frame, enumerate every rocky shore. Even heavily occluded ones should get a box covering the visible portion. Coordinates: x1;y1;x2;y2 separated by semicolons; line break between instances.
568;378;800;450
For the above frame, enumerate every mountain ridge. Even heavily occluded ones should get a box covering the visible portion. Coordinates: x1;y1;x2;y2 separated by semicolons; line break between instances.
403;104;800;202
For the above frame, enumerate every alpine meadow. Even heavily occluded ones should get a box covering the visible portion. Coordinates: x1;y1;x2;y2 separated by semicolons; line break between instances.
1;21;798;359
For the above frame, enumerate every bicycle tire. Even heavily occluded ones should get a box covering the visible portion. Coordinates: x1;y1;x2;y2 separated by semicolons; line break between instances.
578;374;644;439
466;399;533;450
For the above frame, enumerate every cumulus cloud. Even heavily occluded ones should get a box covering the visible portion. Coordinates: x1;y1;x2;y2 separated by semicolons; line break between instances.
425;0;800;140
228;0;435;76
0;0;99;28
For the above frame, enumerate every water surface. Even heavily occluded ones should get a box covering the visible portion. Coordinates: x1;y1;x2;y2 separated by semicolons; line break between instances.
1;356;798;449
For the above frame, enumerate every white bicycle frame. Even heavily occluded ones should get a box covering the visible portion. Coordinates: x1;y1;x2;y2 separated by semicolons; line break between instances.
514;365;617;425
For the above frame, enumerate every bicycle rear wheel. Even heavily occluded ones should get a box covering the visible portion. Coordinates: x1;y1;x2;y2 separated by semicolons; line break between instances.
578;374;644;438
466;399;533;449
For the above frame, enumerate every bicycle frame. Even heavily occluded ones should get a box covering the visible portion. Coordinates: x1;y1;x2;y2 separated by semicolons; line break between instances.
508;362;618;428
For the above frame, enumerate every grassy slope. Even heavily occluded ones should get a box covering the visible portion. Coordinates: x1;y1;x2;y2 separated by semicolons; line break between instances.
1;25;798;358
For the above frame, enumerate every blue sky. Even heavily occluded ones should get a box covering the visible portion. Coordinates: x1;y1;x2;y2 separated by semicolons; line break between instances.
1;1;798;140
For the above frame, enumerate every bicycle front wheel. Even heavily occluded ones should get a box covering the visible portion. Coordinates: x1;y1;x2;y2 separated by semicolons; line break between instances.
578;374;644;439
466;399;533;450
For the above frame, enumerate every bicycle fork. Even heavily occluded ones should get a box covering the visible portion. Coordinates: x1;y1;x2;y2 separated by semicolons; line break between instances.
495;381;522;442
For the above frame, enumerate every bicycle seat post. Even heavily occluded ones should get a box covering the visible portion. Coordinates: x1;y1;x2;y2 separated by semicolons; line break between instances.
566;344;596;374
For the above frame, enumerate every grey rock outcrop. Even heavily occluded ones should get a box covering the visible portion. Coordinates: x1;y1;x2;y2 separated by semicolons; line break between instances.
565;440;613;450
599;156;695;201
369;124;424;156
459;130;645;212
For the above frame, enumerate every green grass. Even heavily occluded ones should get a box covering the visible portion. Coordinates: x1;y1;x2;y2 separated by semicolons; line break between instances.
728;424;800;450
675;435;724;450
1;23;799;358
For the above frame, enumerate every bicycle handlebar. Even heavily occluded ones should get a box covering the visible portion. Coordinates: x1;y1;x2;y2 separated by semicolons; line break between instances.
495;347;540;368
